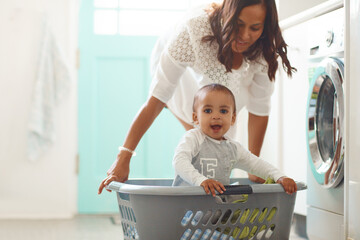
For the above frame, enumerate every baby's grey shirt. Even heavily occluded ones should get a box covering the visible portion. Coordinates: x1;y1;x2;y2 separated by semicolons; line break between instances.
172;128;284;186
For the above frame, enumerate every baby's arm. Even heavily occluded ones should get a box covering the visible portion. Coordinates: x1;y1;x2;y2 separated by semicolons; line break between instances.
200;179;226;197
173;130;207;186
276;177;297;194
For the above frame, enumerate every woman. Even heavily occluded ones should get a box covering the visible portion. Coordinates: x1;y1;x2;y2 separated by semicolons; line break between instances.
98;0;296;194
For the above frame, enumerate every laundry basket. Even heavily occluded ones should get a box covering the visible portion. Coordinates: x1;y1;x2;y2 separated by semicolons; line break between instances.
107;178;306;240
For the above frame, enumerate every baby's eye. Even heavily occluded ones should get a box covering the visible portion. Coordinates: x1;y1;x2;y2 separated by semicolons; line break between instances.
204;109;212;113
220;109;228;114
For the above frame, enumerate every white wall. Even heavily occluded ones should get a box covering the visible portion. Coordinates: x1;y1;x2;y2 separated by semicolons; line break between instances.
0;0;78;218
278;0;328;20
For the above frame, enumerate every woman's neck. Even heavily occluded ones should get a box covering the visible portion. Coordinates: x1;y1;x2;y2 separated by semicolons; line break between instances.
232;52;243;70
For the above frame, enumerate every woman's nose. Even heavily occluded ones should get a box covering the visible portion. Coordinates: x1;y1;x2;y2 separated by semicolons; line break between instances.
239;27;250;41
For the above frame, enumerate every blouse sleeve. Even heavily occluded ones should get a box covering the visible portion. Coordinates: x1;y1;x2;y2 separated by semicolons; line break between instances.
149;24;196;104
246;62;275;116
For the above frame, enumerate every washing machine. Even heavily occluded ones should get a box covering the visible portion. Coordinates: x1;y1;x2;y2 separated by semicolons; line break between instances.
306;7;345;240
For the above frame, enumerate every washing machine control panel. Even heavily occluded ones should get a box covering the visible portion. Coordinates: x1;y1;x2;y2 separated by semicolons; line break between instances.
325;30;334;47
308;8;344;59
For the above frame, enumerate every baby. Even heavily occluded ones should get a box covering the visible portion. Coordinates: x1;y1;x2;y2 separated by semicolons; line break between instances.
172;83;297;196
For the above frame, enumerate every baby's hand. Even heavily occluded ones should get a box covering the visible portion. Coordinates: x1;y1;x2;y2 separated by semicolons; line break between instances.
276;177;297;195
201;179;226;197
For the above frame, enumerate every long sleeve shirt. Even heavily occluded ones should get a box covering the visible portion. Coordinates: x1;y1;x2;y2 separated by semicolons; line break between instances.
172;128;284;186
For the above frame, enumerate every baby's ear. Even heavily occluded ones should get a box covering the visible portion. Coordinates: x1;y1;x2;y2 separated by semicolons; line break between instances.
192;112;199;125
231;112;236;125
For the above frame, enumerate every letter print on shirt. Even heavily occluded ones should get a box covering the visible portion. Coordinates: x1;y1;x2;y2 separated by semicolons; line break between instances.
200;158;218;178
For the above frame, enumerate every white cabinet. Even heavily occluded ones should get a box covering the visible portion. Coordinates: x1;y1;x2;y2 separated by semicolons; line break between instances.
278;21;310;216
278;0;327;20
346;0;360;238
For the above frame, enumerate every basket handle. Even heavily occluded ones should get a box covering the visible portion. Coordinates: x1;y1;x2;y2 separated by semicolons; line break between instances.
220;185;253;195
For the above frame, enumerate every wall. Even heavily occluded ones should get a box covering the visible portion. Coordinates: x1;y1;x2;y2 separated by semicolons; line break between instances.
0;0;78;218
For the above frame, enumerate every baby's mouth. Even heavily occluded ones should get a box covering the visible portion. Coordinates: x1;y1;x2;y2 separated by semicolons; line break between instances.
211;125;222;131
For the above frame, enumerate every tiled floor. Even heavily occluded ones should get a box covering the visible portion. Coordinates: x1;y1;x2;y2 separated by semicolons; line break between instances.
0;215;123;240
0;214;307;240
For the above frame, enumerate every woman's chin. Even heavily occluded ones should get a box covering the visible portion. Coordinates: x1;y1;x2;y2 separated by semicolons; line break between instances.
231;46;248;54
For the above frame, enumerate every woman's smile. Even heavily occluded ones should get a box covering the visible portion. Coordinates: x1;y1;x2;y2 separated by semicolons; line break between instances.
234;39;249;48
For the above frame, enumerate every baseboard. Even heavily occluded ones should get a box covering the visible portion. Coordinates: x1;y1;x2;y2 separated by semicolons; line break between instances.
0;213;75;220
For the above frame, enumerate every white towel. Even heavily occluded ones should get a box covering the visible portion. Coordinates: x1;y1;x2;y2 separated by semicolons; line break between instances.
28;20;71;161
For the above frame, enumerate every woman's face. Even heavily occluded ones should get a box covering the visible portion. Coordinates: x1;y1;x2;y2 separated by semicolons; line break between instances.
231;4;266;54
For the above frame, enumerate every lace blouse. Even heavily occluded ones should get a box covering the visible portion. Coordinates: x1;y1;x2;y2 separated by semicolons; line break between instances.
149;8;275;129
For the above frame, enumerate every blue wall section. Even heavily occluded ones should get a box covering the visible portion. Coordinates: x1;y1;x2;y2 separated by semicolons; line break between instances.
78;1;185;213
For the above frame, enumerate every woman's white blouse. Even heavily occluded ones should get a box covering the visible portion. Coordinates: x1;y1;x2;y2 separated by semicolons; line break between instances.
149;9;275;126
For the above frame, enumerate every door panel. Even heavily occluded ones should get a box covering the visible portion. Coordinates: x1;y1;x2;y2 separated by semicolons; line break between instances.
95;57;148;176
78;1;185;213
306;58;344;189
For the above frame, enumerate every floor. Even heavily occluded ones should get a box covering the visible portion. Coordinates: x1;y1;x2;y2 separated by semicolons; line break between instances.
0;214;307;240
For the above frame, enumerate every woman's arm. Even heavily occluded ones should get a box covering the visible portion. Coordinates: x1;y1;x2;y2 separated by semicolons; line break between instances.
247;112;269;183
98;96;165;194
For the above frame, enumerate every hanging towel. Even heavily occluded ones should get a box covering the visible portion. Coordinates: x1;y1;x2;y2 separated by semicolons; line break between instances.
27;19;71;161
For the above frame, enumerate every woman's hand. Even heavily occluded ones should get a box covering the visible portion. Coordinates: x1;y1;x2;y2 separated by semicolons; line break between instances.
201;179;226;197
98;151;132;194
276;176;297;195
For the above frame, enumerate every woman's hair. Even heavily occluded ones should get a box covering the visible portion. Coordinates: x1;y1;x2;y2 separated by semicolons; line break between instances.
193;83;236;113
202;0;296;81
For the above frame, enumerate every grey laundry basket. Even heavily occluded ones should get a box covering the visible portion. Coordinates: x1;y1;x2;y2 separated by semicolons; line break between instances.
107;178;306;240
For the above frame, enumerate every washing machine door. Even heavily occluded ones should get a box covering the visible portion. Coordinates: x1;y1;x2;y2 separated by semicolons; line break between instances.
306;57;344;188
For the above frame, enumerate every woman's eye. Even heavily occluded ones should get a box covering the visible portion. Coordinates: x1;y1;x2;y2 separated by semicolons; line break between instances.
251;27;261;31
204;109;212;113
220;109;228;114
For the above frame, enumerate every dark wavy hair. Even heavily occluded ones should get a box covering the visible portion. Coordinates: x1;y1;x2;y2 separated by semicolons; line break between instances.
202;0;296;81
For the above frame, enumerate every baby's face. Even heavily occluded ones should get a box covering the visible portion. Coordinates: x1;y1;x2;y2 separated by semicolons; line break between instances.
193;90;236;140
